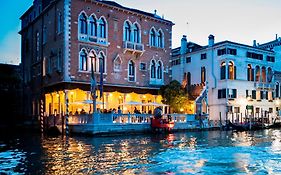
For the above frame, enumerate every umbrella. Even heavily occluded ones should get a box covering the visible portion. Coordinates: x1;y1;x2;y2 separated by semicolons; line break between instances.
142;102;169;107
118;101;143;106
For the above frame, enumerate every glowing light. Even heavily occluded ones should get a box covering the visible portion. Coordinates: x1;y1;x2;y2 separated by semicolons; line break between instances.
180;108;184;112
70;91;74;95
143;95;146;98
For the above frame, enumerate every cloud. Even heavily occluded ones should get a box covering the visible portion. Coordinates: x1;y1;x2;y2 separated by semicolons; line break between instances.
0;26;21;65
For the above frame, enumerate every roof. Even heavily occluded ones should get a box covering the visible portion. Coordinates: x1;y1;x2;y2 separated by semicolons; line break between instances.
97;0;173;24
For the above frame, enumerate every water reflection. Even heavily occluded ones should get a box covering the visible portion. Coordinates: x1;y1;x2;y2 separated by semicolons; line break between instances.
1;129;281;174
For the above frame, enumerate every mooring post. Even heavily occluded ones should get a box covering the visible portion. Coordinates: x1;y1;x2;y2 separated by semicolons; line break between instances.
65;90;69;137
40;99;44;134
219;112;222;130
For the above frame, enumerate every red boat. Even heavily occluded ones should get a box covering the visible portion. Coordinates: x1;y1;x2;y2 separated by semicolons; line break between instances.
151;118;175;131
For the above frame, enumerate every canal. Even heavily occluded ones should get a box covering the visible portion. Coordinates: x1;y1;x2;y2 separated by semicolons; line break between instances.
1;129;281;174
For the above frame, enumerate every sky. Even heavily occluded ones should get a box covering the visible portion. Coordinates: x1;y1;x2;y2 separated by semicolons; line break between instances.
0;0;280;65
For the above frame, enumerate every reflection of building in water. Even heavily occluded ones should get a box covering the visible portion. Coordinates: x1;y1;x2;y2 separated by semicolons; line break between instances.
20;0;173;118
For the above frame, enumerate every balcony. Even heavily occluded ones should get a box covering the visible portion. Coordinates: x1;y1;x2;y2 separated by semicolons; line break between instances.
79;34;108;46
149;78;164;86
123;41;144;55
254;82;275;90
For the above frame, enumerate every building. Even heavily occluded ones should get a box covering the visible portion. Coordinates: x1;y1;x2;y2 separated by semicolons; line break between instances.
0;63;23;126
20;0;173;119
171;35;279;123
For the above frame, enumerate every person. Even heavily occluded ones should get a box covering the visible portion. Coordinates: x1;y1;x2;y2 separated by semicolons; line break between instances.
153;107;162;119
134;107;138;114
81;108;86;114
75;110;79;115
117;107;122;114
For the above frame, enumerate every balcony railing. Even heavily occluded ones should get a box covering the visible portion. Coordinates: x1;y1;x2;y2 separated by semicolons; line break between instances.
79;34;108;46
254;82;275;90
123;41;144;54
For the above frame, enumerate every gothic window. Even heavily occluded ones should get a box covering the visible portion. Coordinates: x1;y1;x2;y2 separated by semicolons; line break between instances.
157;61;163;79
128;60;135;81
89;15;97;37
79;12;87;35
261;66;266;82
124;21;131;41
57;12;62;34
79;49;88;71
228;61;236;80
99;52;105;74
220;62;226;80
133;23;140;43
255;66;260;82
201;66;206;83
113;56;122;72
157;30;164;48
267;67;273;83
247;64;254;81
150;28;156;47
99;17;106;38
150;60;156;78
89;50;99;72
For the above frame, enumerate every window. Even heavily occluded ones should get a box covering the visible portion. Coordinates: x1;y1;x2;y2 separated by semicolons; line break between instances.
228;89;237;98
133;23;140;43
187;72;191;86
218;48;237;56
150;28;156;47
218;89;227;99
252;90;256;99
57;12;62;34
124;21;131;41
267;67;273;83
246;52;263;60
79;13;87;35
261;66;266;82
247;64;254;81
201;53;207;60
79;49;88;71
157;30;164;48
89;15;97;37
157;61;163;79
57;48;62;72
99;17;106;38
220;62;226;80
201;67;206;83
228;48;237;55
150;60;156;78
35;32;40;61
89;51;99;72
113;56;122;72
228;61;236;80
43;26;47;44
186;57;191;63
128;60;135;81
276;82;280;98
99;52;105;74
266;56;275;62
217;48;226;56
140;63;146;71
172;59;181;66
255;66;260;82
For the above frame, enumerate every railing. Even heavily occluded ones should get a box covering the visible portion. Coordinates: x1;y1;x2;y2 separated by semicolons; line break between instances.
254;82;275;90
123;41;144;53
79;34;108;45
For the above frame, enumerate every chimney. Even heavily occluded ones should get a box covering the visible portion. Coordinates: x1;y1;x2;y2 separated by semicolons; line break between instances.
208;34;215;47
253;40;257;47
276;34;278;40
180;35;187;55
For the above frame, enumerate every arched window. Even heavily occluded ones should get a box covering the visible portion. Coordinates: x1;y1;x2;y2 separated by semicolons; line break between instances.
89;50;98;72
79;12;87;35
267;67;273;83
113;55;122;72
228;61;235;80
220;62;226;80
261;66;266;82
157;30;164;48
99;17;106;38
276;82;280;98
79;49;88;71
99;52;105;74
157;61;163;79
150;28;156;46
128;60;135;81
201;67;206;83
150;60;156;78
89;15;97;37
255;66;260;82
133;23;140;43
124;21;131;41
247;64;254;81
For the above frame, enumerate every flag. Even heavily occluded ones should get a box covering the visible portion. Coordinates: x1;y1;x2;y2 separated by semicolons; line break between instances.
99;57;104;99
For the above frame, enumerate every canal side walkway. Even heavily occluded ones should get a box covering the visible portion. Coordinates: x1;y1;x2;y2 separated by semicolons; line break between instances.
55;113;220;135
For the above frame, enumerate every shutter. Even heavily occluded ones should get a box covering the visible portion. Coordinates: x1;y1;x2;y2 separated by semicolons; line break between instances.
221;66;225;80
246;90;249;97
233;89;237;98
252;90;256;99
266;91;268;100
251;69;255;81
234;66;237;79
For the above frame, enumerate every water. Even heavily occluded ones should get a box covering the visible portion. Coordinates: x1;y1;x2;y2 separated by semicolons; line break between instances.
1;129;281;174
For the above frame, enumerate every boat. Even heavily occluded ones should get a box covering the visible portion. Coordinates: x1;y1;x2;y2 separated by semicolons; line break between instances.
151;118;175;132
226;121;264;131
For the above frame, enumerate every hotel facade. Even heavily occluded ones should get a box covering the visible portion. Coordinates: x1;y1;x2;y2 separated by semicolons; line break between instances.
20;0;173;118
171;35;280;122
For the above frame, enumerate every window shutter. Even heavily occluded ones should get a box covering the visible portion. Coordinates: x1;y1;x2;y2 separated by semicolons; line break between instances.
252;90;256;99
266;91;268;100
233;89;237;98
251;69;255;81
246;90;249;97
221;66;225;80
234;66;237;79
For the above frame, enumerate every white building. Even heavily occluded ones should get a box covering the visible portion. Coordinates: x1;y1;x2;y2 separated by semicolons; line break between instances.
171;35;279;123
